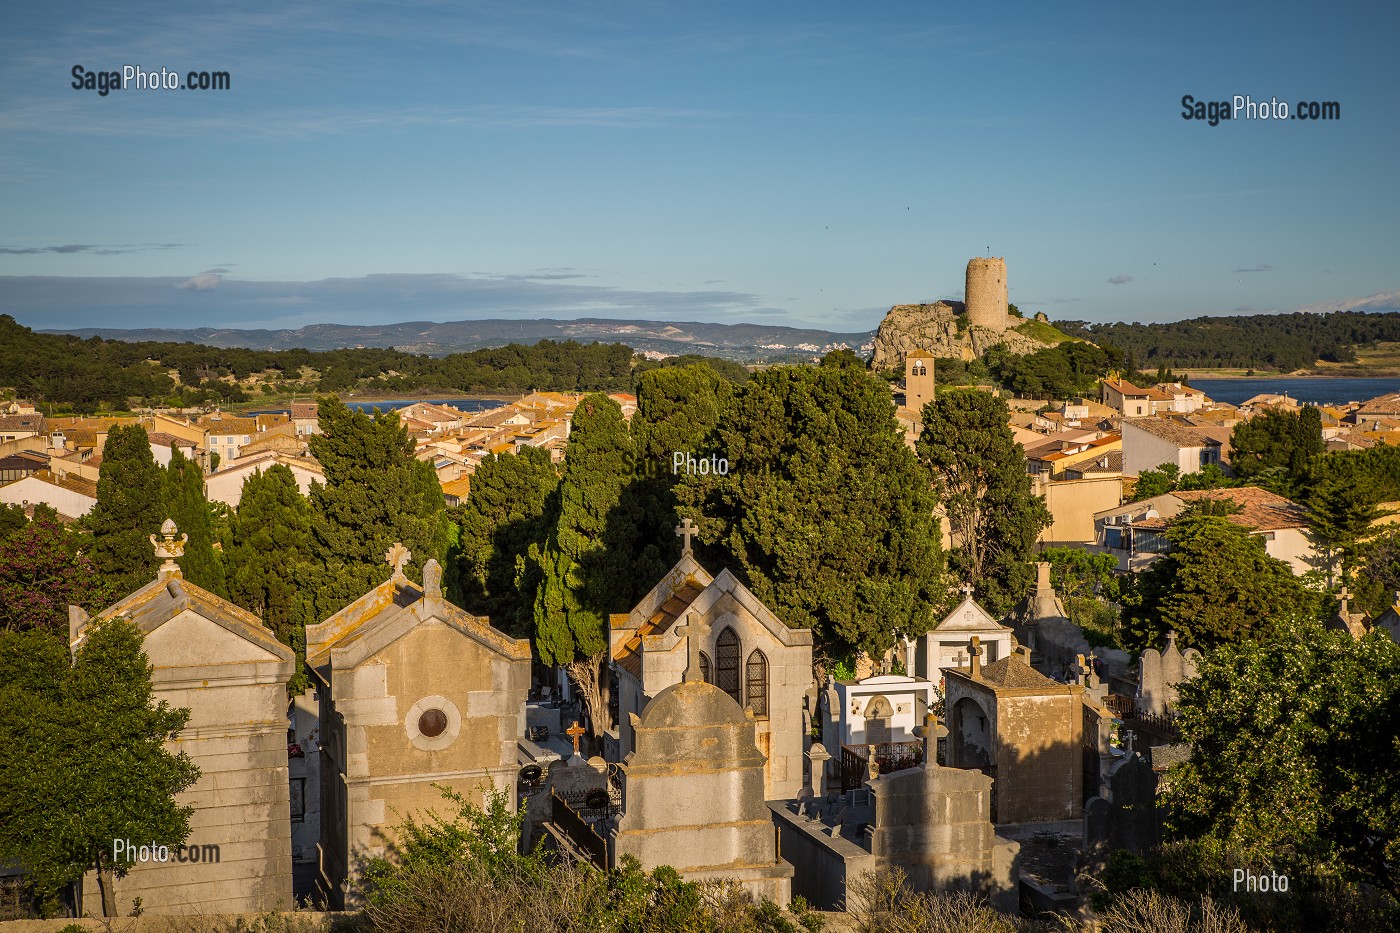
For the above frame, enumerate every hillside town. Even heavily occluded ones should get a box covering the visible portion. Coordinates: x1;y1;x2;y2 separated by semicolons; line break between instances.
3;273;1400;932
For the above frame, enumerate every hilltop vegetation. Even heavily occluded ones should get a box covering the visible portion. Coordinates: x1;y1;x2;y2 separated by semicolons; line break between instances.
1056;311;1400;373
0;315;747;411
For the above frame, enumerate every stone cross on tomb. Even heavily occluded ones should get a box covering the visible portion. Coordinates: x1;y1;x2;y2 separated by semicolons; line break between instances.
675;612;711;683
953;649;968;668
960;582;975;599
565;720;587;757
1338;585;1353;612
675;517;698;554
968;635;983;678
385;543;412;578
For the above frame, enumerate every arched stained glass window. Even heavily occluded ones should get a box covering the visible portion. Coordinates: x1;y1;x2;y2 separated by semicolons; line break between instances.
715;627;742;705
699;651;712;684
745;649;769;717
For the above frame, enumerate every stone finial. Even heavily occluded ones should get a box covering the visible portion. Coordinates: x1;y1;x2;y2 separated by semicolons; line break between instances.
150;519;187;580
969;635;983;679
960;582;974;599
675;517;698;554
1036;561;1052;591
866;746;881;781
422;558;443;601
386;543;411;579
675;612;711;683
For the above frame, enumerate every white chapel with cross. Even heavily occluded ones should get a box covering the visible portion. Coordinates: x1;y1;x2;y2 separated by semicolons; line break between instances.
904;584;1016;682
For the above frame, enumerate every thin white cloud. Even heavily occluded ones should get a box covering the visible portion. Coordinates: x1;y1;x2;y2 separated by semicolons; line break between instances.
1295;289;1400;314
1231;264;1272;273
0;242;182;256
1107;274;1132;285
178;273;222;290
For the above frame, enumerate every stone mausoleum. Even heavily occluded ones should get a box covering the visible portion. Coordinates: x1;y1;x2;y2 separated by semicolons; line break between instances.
73;521;295;916
610;519;813;799
306;545;531;907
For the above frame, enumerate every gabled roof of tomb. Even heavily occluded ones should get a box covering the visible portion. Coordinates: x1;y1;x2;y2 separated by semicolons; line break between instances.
614;575;706;678
933;594;1010;634
305;548;529;672
79;574;293;663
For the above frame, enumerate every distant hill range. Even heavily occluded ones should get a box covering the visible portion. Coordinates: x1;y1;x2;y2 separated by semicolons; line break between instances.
43;318;876;363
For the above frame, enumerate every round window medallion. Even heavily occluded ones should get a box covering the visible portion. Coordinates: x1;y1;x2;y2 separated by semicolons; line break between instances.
417;708;448;738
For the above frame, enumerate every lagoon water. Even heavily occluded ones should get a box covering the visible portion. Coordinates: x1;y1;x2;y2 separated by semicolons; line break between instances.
342;398;503;414
1188;377;1400;407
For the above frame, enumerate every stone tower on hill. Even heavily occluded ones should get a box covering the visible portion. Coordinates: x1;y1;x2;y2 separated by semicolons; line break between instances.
965;257;1009;332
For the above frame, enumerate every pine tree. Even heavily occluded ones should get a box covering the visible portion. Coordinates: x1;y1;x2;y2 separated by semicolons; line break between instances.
163;446;225;595
226;464;314;661
306;397;448;617
917;389;1050;616
88;423;166;592
681;360;946;660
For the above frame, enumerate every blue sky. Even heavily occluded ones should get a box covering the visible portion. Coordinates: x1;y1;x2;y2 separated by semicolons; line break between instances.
2;1;1397;334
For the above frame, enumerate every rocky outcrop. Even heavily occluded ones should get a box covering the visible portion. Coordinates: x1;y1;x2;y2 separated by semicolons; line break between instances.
869;301;1055;370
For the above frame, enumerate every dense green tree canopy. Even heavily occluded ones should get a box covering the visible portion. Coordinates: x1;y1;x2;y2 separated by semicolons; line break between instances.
306;397;448;618
986;341;1115;399
225;464;315;673
1122;508;1319;651
1057;310;1400;372
0;620;199;916
532;394;633;666
163;446;225;595
87;423;166;592
453;447;559;636
917;389;1049;616
1130;462;1237;502
1164;619;1400;899
682;361;945;660
1229;405;1324;489
0;314;747;410
0;514;117;636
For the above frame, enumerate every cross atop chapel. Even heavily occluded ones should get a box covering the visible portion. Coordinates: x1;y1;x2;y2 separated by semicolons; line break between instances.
386;543;411;579
675;517;698;554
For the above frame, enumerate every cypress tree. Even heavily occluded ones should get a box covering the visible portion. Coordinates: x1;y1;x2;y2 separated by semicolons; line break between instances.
918;389;1051;616
163;446;225;595
532;393;633;666
88;424;165;592
226;464;314;657
453;447;559;636
306;397;448;617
